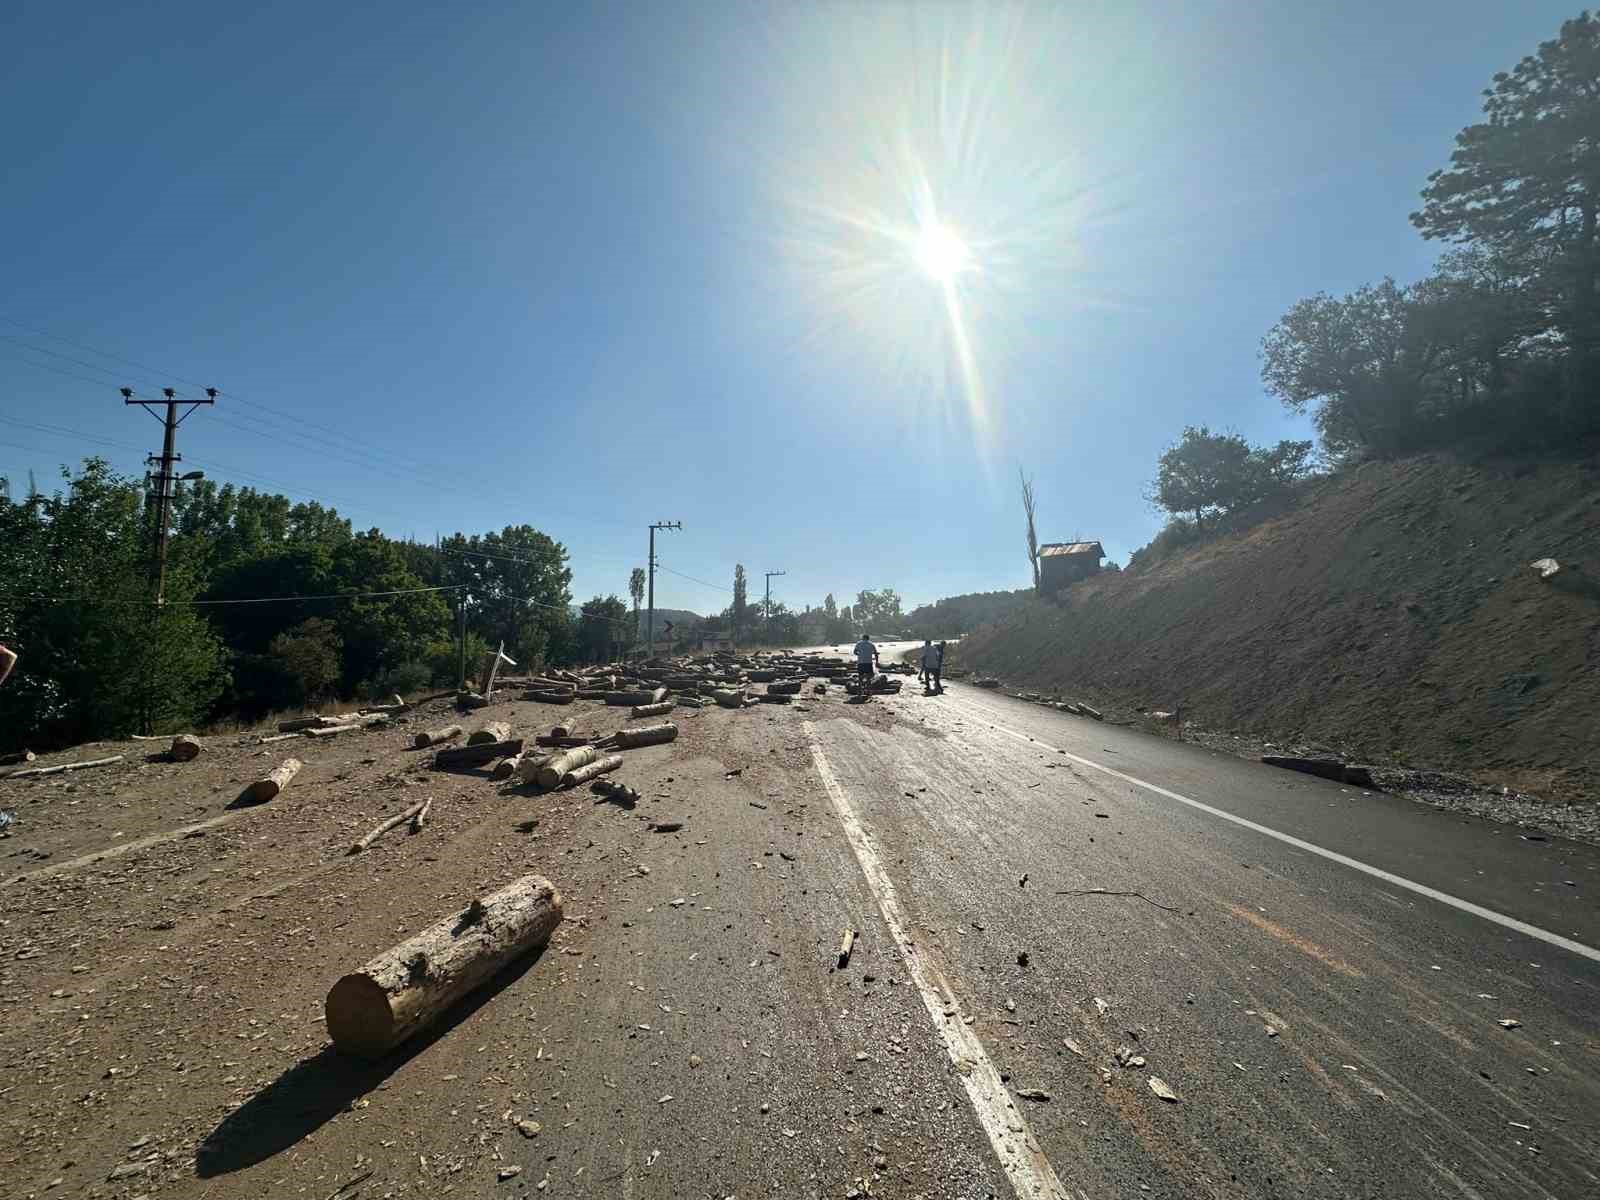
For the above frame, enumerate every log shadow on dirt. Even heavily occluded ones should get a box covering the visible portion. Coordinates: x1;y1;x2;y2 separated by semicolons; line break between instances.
194;945;547;1177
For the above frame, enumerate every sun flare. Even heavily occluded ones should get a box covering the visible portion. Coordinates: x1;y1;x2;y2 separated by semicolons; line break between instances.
912;220;971;282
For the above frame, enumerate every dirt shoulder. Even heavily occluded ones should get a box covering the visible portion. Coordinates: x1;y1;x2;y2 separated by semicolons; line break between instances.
0;689;998;1199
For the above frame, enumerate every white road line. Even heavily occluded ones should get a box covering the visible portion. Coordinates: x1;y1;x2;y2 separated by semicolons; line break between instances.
982;720;1600;967
803;722;1071;1200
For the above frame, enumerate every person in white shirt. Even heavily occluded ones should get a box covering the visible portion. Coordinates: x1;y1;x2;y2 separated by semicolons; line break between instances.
920;640;937;688
853;635;878;688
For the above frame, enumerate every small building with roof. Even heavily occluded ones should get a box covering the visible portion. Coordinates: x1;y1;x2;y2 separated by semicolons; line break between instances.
1037;540;1104;592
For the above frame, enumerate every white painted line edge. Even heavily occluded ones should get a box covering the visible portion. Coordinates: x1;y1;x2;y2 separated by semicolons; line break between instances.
983;720;1600;967
803;722;1070;1200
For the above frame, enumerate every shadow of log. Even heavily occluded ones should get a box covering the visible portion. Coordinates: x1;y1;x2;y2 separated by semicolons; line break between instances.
194;946;545;1177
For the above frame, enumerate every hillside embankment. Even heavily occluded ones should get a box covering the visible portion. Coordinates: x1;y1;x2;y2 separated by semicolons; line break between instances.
957;452;1600;804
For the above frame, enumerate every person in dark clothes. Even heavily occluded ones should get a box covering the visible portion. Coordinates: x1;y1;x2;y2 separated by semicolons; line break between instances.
931;641;946;693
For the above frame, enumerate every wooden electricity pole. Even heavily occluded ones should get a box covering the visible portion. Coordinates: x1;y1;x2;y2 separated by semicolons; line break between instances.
646;520;682;656
123;386;216;605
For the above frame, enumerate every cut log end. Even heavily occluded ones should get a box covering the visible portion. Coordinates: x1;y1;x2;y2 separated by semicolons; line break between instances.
324;973;398;1059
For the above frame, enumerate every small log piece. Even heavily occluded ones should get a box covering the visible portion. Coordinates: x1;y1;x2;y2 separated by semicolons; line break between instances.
562;754;623;788
629;701;674;719
433;739;525;770
169;734;203;762
609;723;678;750
324;874;563;1058
240;758;302;805
413;724;464;750
534;747;601;790
468;721;511;746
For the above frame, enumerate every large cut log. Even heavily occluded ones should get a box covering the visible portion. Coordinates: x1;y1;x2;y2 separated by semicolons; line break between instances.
524;690;576;705
413;724;464;749
608;722;679;749
629;701;674;718
433;738;524;770
468;721;511;746
513;752;556;785
713;688;746;709
606;688;668;707
4;753;124;781
324;874;563;1058
491;752;524;781
169;734;203;762
240;757;302;804
562;753;623;787
534;746;601;790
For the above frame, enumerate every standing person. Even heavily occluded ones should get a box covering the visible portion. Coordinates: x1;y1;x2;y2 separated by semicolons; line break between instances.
933;641;947;693
0;643;15;689
920;640;938;691
853;633;878;693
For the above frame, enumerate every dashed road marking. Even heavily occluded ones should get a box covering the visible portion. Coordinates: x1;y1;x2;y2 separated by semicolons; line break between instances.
981;720;1600;967
803;721;1070;1200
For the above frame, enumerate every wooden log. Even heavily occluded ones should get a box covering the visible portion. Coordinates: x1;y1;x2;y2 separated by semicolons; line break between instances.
304;722;362;739
324;874;563;1058
433;738;524;770
713;688;745;709
562;753;623;788
766;681;803;696
0;749;36;766
757;693;792;705
456;691;490;710
605;688;668;707
512;752;556;785
256;732;301;745
608;722;678;749
838;927;857;968
535;747;601;790
277;716;325;733
491;753;523;781
674;696;705;709
468;721;511;746
524;690;576;705
5;754;125;781
169;734;202;762
629;701;674;718
413;724;464;749
240;757;302;804
534;734;594;748
349;799;430;854
551;722;578;738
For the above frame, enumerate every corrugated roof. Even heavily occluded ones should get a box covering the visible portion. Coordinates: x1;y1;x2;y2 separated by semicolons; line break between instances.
1038;541;1103;558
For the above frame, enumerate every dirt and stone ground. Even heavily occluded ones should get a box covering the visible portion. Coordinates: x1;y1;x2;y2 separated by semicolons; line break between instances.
3;659;1598;1200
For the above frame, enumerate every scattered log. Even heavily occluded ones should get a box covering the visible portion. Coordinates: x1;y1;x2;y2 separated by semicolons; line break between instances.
359;696;408;715
278;716;328;733
535;747;602;790
591;778;640;805
1076;703;1103;721
675;696;705;709
713;688;745;709
324;874;563;1058
0;748;38;766
304;723;363;739
4;754;125;781
491;753;523;781
240;757;302;805
413;724;464;749
257;732;301;745
606;688;668;708
349;798;431;854
456;691;490;710
1261;756;1378;789
534;734;594;748
551;722;578;738
525;690;576;705
838;928;857;968
433;738;525;770
766;681;803;696
607;723;679;750
629;701;674;719
513;753;557;785
562;753;623;788
468;721;511;746
169;734;203;762
757;694;792;705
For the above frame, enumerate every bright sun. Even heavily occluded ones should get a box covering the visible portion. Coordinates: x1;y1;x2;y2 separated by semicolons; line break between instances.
912;220;970;282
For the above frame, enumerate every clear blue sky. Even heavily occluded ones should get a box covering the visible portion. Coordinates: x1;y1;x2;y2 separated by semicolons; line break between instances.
0;1;1575;615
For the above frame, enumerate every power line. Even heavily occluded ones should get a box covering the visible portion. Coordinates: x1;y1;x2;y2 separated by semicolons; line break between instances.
655;564;732;592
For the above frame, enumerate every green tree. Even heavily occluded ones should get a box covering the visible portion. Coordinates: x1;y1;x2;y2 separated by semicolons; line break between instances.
268;617;343;705
575;595;628;663
731;564;749;643
852;587;903;632
1148;427;1312;527
1411;12;1600;385
438;526;573;669
628;567;646;644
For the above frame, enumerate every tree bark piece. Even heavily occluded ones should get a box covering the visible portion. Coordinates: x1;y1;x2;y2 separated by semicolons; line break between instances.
413;724;464;749
607;723;679;749
629;701;674;718
349;799;431;854
562;754;623;788
240;758;302;805
535;747;602;790
469;721;511;746
169;734;203;762
433;739;524;770
4;754;125;781
324;874;563;1058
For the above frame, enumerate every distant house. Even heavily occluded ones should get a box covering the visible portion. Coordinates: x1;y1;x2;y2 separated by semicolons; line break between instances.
1037;540;1104;592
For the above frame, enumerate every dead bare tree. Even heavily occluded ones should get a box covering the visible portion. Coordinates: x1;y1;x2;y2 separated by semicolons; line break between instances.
1020;468;1040;592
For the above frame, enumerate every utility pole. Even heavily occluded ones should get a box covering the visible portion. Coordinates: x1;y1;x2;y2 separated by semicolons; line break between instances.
764;570;786;641
124;386;216;605
646;521;682;657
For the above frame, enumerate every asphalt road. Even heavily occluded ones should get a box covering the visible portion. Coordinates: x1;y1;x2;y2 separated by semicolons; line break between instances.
788;656;1600;1200
6;657;1596;1200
